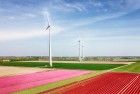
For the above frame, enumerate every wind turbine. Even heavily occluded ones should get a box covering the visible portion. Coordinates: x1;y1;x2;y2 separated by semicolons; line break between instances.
81;41;84;60
45;14;52;67
78;40;84;62
78;40;81;62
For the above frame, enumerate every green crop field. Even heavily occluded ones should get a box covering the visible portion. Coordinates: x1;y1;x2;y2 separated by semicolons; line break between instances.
113;61;140;73
0;61;125;70
45;63;125;70
0;62;46;67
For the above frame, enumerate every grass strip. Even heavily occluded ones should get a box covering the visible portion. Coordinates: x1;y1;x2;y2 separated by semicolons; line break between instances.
113;61;140;73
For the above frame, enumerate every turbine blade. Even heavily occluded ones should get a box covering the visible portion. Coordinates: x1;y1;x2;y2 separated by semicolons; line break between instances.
46;13;50;26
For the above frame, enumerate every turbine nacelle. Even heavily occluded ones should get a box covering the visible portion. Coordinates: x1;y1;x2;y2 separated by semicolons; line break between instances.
46;25;50;30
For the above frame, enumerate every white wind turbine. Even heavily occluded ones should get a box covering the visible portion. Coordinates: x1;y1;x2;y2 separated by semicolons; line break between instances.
78;40;81;62
78;40;84;62
45;13;52;67
81;41;84;60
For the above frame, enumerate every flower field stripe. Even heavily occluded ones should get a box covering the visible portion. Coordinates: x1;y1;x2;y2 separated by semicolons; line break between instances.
42;72;116;94
119;75;140;94
0;69;90;94
43;72;140;94
14;71;99;94
117;75;139;94
0;70;88;88
92;73;136;94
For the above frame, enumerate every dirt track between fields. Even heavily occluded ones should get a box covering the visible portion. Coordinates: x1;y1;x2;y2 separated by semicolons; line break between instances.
0;66;50;77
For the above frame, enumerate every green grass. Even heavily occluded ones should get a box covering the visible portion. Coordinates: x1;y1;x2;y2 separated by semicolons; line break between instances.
0;61;125;70
0;62;46;67
113;61;140;73
46;63;125;70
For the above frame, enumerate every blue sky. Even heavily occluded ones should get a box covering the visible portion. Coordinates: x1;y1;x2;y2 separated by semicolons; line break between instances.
0;0;140;56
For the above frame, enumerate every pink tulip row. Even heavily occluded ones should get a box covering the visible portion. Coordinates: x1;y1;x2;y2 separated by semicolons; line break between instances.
0;69;90;94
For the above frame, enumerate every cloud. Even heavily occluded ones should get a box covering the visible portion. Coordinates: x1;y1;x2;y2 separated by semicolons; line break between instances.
55;12;127;33
125;0;140;10
63;3;87;12
73;12;127;27
47;0;140;32
0;0;139;42
0;30;46;42
47;0;87;13
23;13;36;18
0;26;62;42
0;7;64;43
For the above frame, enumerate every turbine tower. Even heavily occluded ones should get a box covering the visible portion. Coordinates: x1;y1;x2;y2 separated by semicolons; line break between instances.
78;40;81;62
45;14;52;67
78;40;84;62
81;41;84;60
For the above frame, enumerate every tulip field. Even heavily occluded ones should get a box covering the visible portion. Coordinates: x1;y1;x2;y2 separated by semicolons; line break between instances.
41;62;140;94
0;61;139;94
0;68;90;94
43;72;140;94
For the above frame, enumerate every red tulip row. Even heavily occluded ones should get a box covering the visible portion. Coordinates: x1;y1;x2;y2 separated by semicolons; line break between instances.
43;72;140;94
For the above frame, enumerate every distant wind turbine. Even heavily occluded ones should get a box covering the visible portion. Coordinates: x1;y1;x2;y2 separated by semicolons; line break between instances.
78;40;84;62
45;13;52;67
81;41;84;60
78;40;81;62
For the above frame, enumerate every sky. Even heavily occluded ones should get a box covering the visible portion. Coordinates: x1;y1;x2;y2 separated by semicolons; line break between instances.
0;0;140;56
